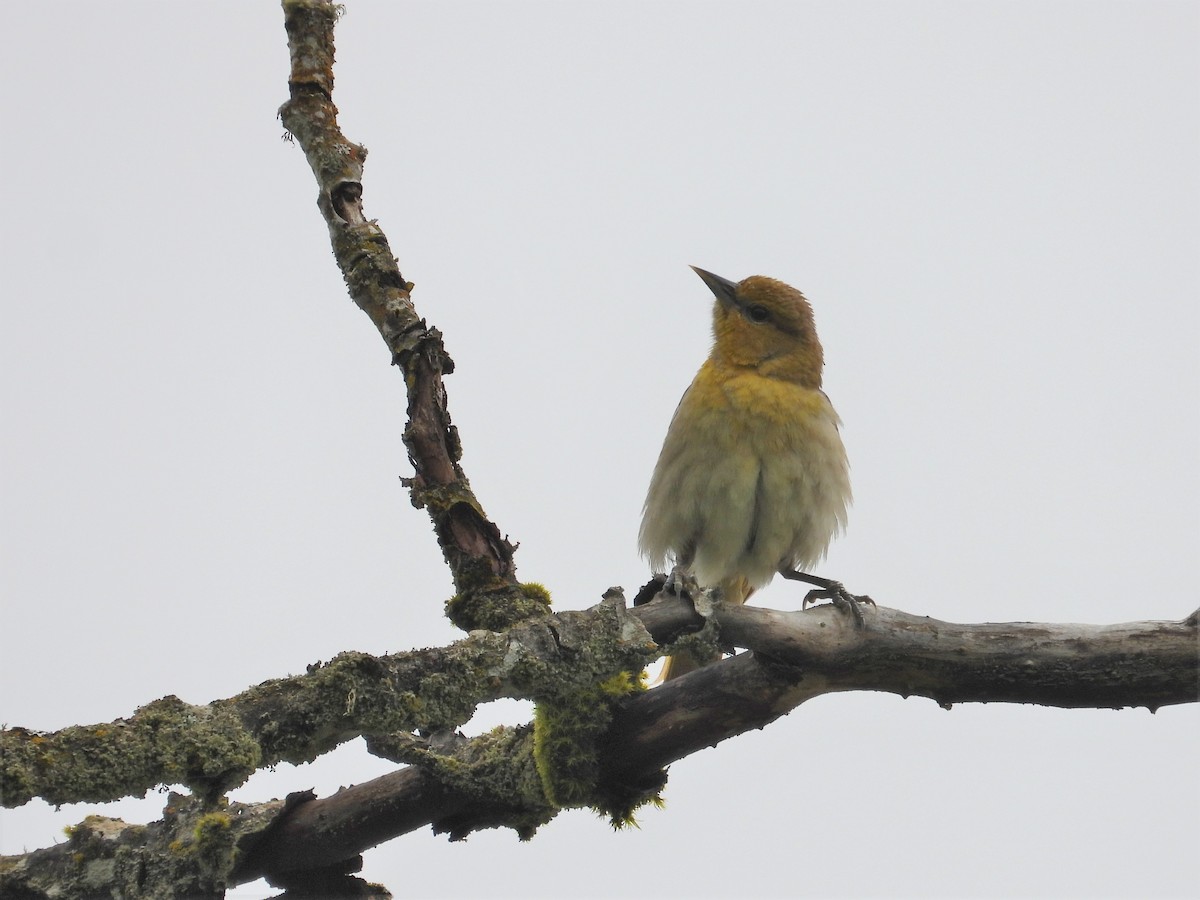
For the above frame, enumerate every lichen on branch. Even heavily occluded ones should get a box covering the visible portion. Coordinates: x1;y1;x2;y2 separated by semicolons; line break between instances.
278;0;542;633
1;596;661;812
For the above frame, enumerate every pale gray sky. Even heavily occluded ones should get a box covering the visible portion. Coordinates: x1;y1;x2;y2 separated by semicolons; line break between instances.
3;2;1197;898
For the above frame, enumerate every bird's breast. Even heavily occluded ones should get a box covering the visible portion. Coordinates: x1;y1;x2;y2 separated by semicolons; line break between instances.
639;364;852;590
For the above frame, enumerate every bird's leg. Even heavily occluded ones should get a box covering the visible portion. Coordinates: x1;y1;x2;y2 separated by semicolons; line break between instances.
778;568;875;627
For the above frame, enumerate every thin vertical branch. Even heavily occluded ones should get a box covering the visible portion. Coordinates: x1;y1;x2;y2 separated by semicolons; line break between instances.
278;0;546;630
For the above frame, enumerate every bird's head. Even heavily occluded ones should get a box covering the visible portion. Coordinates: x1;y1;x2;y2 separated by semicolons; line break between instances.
691;266;825;387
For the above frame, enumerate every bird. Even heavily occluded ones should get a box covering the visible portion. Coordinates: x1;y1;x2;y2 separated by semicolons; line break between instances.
639;266;870;679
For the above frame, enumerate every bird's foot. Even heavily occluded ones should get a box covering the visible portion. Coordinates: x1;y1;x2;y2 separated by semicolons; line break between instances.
663;565;700;600
802;581;875;627
779;567;874;627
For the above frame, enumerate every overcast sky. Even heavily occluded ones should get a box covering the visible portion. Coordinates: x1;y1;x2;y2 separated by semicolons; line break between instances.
3;2;1197;898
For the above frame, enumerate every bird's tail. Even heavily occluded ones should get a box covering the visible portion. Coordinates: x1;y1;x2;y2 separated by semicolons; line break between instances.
658;576;754;682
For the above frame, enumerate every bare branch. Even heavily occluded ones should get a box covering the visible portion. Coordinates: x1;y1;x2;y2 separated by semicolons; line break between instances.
278;0;544;631
713;601;1200;711
5;595;1193;888
6;591;1191;813
234;598;1197;883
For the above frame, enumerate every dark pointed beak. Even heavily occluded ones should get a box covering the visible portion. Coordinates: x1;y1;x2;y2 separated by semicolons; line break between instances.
690;266;739;307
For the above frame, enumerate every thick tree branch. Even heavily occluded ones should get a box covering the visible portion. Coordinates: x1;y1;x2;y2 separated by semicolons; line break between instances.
0;599;656;810
5;595;1194;891
713;601;1200;710
0;792;294;899
235;598;1200;883
5;594;1193;813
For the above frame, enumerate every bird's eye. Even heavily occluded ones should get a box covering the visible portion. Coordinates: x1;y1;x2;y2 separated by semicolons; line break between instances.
746;304;771;323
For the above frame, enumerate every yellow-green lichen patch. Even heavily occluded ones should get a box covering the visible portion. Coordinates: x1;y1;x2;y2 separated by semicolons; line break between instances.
446;579;552;632
533;669;650;817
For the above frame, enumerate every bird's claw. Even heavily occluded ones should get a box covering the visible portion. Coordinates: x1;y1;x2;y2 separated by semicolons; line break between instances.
802;581;875;627
663;565;700;600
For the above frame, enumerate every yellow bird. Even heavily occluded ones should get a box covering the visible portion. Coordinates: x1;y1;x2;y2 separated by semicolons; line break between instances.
639;266;869;679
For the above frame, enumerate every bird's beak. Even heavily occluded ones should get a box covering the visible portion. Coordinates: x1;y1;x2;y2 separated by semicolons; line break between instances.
690;266;739;308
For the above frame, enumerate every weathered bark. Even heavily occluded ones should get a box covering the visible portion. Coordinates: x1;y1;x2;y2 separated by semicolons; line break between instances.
279;0;541;633
1;599;656;810
4;591;1195;894
233;597;1197;883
